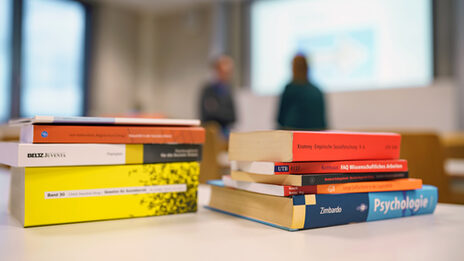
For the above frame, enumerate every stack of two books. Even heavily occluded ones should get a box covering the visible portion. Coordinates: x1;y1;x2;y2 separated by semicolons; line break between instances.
207;131;438;231
1;116;205;227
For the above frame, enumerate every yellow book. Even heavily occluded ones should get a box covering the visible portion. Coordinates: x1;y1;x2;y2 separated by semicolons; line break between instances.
9;162;199;227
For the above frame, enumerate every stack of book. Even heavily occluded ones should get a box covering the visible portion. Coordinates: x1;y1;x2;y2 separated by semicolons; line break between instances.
207;131;438;231
0;116;205;227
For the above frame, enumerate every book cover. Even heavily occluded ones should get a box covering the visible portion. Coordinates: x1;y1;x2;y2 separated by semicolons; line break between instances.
207;183;438;230
10;115;200;126
9;162;199;227
229;131;401;162
230;170;409;186
0;142;202;167
222;175;422;196
232;159;408;175
20;125;205;144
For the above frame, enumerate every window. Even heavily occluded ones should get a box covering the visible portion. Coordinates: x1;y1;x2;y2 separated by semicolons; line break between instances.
0;0;89;122
0;0;11;122
21;0;87;116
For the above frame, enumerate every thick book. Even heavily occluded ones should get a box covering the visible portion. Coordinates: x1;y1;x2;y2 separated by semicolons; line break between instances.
20;125;205;144
10;115;200;126
222;176;422;196
0;142;202;167
9;162;199;227
231;170;409;186
229;131;401;162
207;182;437;230
231;159;408;175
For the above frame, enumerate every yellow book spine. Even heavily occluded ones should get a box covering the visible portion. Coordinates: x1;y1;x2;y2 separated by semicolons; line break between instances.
24;162;199;226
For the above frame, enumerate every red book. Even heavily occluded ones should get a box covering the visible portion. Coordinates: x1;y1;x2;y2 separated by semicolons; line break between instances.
232;159;408;175
20;125;205;144
229;131;401;162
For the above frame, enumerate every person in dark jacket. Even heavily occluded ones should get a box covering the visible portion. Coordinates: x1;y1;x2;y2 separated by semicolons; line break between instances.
277;54;327;130
199;55;237;137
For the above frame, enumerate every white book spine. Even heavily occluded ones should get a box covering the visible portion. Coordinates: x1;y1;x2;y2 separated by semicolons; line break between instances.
222;176;284;196
0;143;126;167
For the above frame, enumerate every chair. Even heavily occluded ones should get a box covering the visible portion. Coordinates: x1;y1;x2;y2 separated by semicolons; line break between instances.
355;129;464;204
199;122;228;183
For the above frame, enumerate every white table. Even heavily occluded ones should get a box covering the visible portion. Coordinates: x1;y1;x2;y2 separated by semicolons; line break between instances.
0;168;463;261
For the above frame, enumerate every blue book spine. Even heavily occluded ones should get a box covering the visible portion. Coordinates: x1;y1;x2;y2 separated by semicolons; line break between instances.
298;185;438;229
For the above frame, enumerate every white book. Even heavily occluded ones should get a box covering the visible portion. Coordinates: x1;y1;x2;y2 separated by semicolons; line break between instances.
222;175;287;196
230;161;276;175
9;115;200;126
0;142;202;167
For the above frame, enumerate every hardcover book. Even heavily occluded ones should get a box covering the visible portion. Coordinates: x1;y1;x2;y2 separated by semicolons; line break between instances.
0;142;202;167
231;159;408;175
20;125;205;144
9;162;199;227
229;131;401;162
230;170;409;186
222;176;422;196
207;182;437;230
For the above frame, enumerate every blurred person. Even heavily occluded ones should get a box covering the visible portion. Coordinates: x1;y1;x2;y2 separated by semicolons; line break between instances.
199;55;237;138
277;54;327;130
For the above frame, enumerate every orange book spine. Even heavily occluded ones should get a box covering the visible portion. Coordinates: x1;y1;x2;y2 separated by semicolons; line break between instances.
27;125;205;144
292;132;401;161
315;178;422;194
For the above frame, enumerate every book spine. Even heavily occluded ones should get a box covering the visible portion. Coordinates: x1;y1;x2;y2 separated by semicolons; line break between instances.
292;132;401;161
296;185;437;229
13;144;202;167
283;185;317;196
21;162;199;226
315;178;422;194
274;160;408;174
22;125;205;144
300;172;409;186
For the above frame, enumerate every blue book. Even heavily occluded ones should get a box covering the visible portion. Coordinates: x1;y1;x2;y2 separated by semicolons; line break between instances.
207;180;437;231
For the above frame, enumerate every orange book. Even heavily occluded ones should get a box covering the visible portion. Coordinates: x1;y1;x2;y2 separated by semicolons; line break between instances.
314;178;422;194
222;176;422;196
20;125;205;144
229;131;401;162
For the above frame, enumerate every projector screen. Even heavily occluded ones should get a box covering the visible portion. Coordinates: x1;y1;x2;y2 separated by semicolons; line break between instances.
251;0;433;95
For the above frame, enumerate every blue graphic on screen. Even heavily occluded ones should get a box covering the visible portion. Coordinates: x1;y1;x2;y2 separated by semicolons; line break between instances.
251;0;433;95
297;29;375;88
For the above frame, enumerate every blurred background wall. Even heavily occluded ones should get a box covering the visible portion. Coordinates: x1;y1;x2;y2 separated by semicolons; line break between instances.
1;0;464;133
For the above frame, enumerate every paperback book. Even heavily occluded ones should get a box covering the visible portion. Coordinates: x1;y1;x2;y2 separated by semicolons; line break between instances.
231;159;408;175
20;125;205;144
230;170;409;186
207;182;437;230
9;162;199;227
229;131;401;162
0;142;202;167
222;175;422;196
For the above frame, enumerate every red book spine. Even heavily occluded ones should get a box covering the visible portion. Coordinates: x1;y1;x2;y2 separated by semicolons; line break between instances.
274;159;408;174
284;185;317;196
292;132;401;161
26;125;205;144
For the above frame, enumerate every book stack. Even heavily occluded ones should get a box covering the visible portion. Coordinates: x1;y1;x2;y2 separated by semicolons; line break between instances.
1;116;205;227
207;131;438;231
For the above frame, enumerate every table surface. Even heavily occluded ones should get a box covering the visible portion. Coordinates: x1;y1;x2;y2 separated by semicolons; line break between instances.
1;168;464;261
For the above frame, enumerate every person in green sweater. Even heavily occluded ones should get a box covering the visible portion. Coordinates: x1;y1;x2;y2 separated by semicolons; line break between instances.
277;54;327;130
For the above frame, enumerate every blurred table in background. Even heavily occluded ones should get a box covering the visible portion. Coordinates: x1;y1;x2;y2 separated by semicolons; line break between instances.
0;167;464;261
